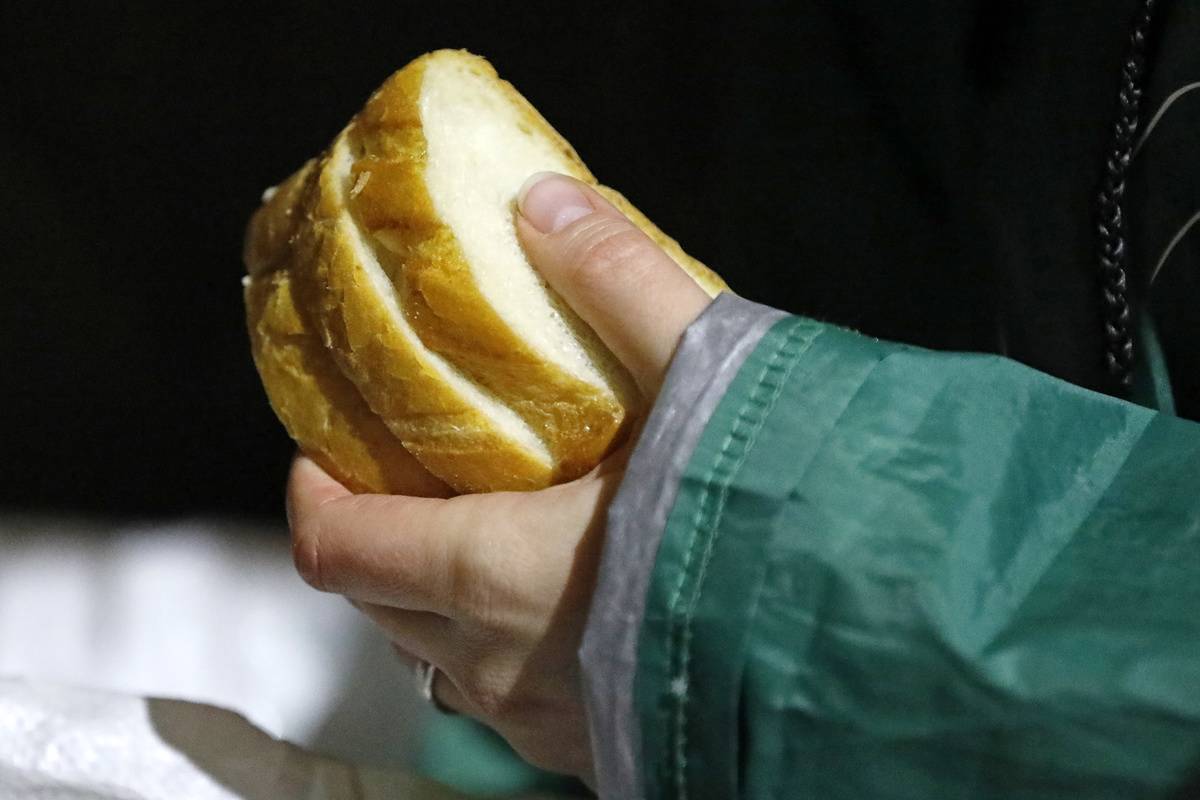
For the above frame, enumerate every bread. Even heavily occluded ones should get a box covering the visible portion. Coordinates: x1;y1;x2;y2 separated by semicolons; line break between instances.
244;50;727;495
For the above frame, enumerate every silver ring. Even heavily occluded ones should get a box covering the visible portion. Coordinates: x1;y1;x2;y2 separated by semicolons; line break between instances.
414;659;455;715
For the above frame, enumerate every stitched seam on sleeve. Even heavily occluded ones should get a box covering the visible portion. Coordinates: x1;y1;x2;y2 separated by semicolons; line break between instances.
662;319;816;799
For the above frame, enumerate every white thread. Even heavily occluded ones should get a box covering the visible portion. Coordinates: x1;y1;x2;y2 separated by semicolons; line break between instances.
1134;81;1200;159
1149;208;1200;288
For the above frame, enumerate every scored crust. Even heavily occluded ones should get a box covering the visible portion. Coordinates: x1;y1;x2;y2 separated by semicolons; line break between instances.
347;53;636;481
245;269;451;497
244;49;730;495
244;163;449;496
253;135;559;493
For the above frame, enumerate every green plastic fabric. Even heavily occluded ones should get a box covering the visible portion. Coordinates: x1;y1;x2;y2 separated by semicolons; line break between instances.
635;316;1200;799
419;715;587;797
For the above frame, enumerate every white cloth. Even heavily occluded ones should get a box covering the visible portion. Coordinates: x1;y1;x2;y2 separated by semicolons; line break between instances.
0;516;573;798
0;516;426;769
0;677;468;800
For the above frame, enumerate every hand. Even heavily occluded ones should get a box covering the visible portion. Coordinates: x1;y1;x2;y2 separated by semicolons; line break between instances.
285;172;711;780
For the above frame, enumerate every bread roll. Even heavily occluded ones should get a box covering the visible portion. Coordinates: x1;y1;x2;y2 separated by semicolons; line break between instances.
244;50;727;495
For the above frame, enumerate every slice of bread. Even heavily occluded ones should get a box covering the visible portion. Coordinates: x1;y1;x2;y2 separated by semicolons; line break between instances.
244;161;449;496
244;50;727;494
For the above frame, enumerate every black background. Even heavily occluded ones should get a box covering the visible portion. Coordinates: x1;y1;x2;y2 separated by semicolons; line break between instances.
2;3;759;520
2;2;1194;521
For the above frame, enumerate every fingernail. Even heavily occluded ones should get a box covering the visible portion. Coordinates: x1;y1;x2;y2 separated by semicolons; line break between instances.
517;172;594;233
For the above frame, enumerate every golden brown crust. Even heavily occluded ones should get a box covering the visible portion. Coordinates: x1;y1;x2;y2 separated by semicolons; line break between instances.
244;140;554;494
243;49;731;495
347;53;636;481
244;269;450;496
243;160;319;278
299;132;557;493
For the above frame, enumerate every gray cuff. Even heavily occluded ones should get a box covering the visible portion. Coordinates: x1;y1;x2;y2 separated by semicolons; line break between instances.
578;293;786;800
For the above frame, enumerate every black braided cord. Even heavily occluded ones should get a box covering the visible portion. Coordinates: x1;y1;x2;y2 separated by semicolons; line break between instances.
1096;0;1157;393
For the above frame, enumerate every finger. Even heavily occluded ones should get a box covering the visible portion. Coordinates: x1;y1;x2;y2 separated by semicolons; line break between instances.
387;643;469;715
356;601;455;670
286;454;471;613
285;451;350;530
516;172;711;395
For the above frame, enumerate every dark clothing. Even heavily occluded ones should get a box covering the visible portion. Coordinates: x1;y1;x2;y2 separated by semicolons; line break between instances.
660;1;1199;413
581;4;1200;798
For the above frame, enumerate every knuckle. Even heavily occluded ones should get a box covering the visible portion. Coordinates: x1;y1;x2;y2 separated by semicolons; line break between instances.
471;684;511;720
290;516;327;591
462;665;515;719
289;496;352;594
455;655;587;776
447;532;491;618
566;220;652;295
443;497;524;621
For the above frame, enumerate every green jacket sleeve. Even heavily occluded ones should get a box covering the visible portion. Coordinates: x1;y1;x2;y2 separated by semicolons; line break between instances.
580;295;1200;800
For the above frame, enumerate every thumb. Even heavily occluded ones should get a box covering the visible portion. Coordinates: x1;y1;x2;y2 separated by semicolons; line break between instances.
515;172;711;396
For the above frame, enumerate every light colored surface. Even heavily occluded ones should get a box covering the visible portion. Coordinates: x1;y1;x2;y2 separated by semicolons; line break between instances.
0;516;575;798
0;678;468;800
421;55;607;391
0;516;431;769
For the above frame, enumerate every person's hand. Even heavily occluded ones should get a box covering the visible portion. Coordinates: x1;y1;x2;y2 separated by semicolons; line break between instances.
285;172;712;780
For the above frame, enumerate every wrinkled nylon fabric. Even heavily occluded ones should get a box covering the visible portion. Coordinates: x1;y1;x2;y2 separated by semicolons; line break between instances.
581;294;785;800
635;314;1200;799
